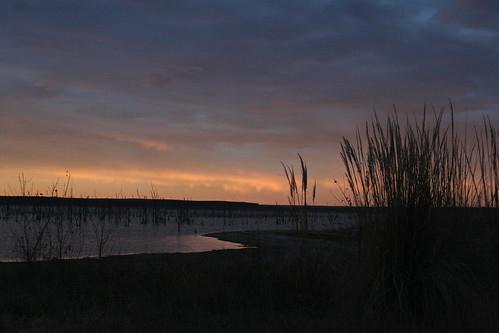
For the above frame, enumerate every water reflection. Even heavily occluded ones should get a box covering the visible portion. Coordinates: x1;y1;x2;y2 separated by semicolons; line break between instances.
0;202;355;261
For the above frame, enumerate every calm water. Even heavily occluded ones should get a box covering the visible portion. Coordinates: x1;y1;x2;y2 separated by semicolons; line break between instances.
0;204;356;261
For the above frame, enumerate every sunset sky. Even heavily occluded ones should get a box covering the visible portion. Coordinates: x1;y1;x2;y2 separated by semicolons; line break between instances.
1;0;498;204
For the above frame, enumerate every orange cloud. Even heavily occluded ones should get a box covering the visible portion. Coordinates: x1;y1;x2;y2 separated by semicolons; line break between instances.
0;166;288;202
108;134;172;151
71;168;284;193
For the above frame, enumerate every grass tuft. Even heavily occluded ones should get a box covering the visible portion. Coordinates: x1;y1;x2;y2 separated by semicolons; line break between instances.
339;103;498;321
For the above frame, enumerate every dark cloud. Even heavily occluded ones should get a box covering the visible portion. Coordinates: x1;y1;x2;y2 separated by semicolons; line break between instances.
436;0;499;31
143;74;174;88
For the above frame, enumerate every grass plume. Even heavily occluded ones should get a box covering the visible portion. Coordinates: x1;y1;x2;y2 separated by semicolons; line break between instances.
282;154;317;232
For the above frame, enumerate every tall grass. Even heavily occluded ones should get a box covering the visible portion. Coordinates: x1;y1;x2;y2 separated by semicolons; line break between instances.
340;107;497;209
339;105;498;320
282;154;317;232
472;115;498;208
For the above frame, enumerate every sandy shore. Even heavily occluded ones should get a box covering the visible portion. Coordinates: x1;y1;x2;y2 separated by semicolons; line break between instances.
205;229;358;257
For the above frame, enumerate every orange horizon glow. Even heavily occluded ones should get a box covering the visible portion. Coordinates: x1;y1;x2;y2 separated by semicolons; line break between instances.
0;167;342;205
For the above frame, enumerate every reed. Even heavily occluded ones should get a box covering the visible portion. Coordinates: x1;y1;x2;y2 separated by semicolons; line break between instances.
340;104;498;320
282;154;317;232
341;106;497;209
471;116;498;208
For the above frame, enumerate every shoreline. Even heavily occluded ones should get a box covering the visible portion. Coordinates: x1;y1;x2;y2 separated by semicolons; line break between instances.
0;229;358;264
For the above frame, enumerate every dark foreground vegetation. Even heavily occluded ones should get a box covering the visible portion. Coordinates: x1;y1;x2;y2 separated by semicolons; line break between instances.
337;107;498;329
0;224;498;333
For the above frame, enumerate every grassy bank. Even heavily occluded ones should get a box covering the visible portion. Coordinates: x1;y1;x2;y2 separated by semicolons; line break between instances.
1;228;498;332
0;247;340;332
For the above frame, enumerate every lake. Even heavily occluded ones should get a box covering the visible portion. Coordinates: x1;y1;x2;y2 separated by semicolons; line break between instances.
0;198;357;261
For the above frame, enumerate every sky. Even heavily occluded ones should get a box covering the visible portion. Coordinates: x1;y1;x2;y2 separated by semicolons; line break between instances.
0;0;498;204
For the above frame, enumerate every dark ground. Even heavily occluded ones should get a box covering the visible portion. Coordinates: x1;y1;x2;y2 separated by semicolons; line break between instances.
0;229;498;332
